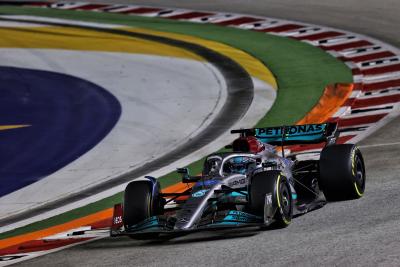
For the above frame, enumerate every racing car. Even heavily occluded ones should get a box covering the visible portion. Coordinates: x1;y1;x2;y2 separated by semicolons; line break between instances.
110;122;365;239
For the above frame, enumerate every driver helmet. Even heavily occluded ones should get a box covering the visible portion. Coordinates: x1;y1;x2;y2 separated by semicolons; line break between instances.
225;156;254;175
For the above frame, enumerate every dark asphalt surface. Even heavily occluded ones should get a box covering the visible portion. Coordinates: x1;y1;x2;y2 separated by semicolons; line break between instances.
97;0;400;48
17;0;400;266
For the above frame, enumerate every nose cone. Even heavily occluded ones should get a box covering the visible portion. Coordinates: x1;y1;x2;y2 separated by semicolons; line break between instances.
174;187;213;230
174;217;191;230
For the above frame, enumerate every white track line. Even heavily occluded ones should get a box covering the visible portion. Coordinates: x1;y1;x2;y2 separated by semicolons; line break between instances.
359;142;400;148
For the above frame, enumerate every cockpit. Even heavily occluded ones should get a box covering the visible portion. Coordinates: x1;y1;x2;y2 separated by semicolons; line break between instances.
203;154;261;177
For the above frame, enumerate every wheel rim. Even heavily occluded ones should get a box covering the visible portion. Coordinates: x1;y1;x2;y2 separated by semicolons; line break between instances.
355;156;365;190
279;182;292;220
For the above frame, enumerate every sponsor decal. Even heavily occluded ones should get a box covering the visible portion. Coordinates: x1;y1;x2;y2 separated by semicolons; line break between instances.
256;124;325;137
191;189;209;198
264;193;274;224
229;215;250;222
265;193;272;205
112;204;123;228
113;216;122;225
223;210;261;223
228;177;247;187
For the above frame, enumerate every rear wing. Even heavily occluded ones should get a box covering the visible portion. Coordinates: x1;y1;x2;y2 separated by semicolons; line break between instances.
231;122;339;146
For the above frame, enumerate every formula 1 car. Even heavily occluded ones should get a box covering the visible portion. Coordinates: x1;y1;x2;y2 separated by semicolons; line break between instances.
110;122;365;239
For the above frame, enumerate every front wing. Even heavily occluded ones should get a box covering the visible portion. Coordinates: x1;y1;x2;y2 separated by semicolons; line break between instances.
110;210;264;238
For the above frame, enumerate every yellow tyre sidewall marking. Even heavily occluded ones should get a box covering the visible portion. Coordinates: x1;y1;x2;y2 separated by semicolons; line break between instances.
352;147;364;197
276;174;291;225
354;182;364;197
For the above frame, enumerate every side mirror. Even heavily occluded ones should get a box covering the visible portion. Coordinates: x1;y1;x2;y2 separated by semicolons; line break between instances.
177;168;189;175
177;168;201;183
182;175;202;183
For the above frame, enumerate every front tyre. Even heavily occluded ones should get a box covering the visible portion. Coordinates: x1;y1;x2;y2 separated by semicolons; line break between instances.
123;180;163;239
275;175;293;227
249;170;293;228
319;144;366;201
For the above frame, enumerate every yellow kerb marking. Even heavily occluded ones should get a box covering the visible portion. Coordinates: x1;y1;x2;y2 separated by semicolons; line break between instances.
0;26;277;89
0;125;30;131
122;27;277;89
0;26;203;61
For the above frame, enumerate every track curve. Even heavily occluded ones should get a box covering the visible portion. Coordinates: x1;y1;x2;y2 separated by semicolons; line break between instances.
13;0;400;266
0;19;254;226
108;0;400;48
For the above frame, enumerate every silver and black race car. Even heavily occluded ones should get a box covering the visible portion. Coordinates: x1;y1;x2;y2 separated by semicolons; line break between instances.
110;122;366;239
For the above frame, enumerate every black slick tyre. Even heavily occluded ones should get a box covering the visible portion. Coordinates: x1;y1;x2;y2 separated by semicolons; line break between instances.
319;144;366;201
249;170;293;228
123;181;158;228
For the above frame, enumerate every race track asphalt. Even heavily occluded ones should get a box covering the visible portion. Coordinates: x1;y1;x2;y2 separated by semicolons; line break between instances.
17;0;400;266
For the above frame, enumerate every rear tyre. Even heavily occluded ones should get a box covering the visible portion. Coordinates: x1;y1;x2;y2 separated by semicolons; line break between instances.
123;180;162;239
319;144;366;201
249;170;293;228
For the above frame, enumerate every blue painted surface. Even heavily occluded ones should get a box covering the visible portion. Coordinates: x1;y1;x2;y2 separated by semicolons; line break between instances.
194;179;219;188
0;66;121;197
